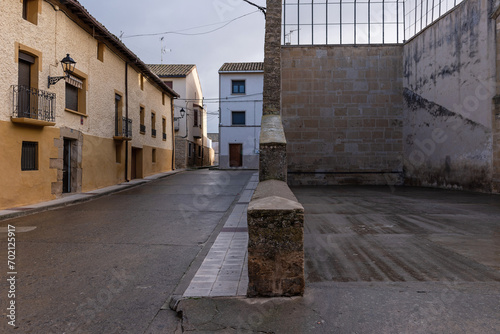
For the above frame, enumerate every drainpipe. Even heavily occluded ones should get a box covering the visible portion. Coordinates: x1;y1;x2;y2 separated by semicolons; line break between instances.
171;97;176;170
201;103;205;166
125;62;129;182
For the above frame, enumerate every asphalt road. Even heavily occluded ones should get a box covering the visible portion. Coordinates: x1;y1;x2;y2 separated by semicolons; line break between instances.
0;169;254;334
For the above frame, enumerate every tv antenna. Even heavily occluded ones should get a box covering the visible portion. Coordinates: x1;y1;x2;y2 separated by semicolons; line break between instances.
160;37;172;64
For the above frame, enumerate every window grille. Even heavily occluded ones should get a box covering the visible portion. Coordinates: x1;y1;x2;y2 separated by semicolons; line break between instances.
21;141;38;171
282;0;464;45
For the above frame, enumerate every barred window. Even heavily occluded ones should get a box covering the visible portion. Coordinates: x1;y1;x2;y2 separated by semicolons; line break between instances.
21;141;38;171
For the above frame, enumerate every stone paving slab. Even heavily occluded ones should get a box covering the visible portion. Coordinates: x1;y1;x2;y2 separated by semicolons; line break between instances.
183;172;258;298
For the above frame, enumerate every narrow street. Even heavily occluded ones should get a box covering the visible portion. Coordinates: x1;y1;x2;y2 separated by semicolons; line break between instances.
0;169;254;333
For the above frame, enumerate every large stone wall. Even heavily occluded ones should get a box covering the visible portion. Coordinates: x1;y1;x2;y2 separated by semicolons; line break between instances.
282;45;404;185
403;0;496;192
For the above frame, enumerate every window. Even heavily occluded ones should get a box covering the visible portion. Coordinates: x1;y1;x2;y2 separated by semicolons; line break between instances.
139;74;144;90
164;81;173;89
232;111;246;125
140;106;145;134
193;109;199;127
97;42;105;62
22;0;39;25
21;141;38;171
162;93;166;105
152;148;157;163
64;71;86;115
198;145;202;158
151;112;156;137
232;80;245;94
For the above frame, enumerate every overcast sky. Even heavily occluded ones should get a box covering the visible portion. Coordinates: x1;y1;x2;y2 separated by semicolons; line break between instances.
78;0;267;132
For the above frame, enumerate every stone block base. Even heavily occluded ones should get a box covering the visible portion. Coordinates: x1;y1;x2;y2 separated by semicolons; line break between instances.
247;180;305;297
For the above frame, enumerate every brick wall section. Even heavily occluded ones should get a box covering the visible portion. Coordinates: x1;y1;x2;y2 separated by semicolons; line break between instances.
281;45;404;185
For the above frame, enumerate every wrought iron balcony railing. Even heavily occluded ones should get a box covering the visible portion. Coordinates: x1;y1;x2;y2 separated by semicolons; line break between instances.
163;133;167;140
152;129;157;137
12;85;56;123
140;124;146;133
115;116;132;139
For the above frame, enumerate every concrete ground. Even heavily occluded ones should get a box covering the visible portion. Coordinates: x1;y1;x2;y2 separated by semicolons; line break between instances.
176;186;500;333
1;177;499;333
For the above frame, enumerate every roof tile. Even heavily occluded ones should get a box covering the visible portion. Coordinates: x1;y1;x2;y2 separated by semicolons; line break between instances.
148;64;196;77
219;62;264;72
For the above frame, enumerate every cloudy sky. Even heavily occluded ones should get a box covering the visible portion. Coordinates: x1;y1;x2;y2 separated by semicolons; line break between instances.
78;0;267;132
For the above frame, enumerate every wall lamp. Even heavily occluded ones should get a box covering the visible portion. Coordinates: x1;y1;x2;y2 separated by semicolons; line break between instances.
48;54;76;88
174;107;186;121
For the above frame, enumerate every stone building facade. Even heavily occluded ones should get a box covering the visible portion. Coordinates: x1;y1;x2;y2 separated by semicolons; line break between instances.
0;0;178;210
281;0;500;193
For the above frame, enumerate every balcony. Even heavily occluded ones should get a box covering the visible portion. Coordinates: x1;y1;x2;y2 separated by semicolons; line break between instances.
163;133;167;141
140;124;146;134
114;117;132;141
12;85;56;126
152;129;157;137
192;125;201;139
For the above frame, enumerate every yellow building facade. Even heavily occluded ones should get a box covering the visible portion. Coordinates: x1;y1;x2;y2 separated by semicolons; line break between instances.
0;0;178;210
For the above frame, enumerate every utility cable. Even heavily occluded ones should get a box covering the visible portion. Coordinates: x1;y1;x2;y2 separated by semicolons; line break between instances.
123;10;260;39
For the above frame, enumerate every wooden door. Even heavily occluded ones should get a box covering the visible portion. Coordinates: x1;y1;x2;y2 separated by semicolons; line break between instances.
229;144;242;167
18;56;32;117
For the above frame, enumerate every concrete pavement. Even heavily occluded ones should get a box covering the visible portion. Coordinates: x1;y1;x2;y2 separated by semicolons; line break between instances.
175;186;500;333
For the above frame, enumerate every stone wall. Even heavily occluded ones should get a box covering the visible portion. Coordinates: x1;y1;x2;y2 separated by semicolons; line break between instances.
175;137;187;169
282;45;404;185
403;0;496;192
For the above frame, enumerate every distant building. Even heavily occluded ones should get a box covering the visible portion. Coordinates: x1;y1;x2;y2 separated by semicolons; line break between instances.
218;63;264;169
0;0;178;210
149;64;213;168
207;133;219;166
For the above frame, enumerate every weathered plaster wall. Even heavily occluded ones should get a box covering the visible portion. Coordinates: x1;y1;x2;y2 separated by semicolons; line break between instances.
403;0;496;191
281;45;404;185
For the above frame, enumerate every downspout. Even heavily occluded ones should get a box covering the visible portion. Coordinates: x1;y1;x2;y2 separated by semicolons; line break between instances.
125;62;129;182
201;103;204;166
171;96;176;170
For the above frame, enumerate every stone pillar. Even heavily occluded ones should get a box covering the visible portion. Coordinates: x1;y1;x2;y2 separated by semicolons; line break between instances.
263;0;281;116
260;0;286;183
247;0;305;297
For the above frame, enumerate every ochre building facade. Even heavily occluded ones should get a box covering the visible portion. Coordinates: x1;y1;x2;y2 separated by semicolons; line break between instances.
0;0;178;210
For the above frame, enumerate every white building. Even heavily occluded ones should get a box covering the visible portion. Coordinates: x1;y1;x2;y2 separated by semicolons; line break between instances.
219;63;264;169
149;64;213;168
